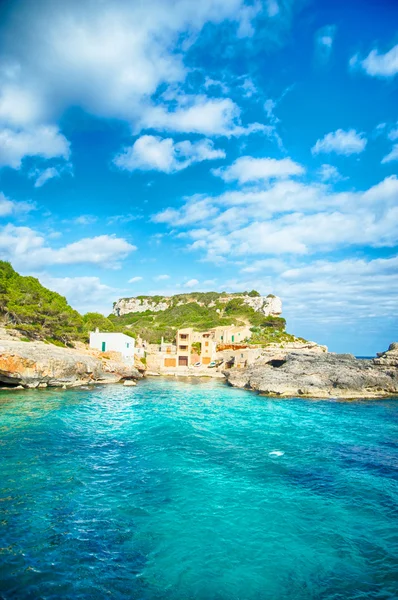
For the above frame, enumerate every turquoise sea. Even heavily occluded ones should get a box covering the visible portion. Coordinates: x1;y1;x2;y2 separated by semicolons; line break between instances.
1;379;397;599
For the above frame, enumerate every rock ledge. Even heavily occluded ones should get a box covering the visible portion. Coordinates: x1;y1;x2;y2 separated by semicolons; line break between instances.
224;344;398;399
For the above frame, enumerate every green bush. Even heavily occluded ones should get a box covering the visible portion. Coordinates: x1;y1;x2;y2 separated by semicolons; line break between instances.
0;261;85;345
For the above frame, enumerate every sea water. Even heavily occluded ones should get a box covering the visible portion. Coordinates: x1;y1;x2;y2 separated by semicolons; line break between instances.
0;379;397;599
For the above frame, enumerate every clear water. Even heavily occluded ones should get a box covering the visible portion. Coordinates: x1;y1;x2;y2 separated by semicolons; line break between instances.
1;379;397;600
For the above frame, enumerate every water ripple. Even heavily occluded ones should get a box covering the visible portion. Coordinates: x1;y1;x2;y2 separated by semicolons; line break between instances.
0;380;397;599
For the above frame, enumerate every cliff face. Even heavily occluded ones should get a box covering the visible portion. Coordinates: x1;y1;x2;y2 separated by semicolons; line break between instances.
224;344;398;399
113;294;282;317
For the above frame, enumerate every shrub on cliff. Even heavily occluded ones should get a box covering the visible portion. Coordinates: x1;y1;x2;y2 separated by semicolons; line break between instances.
0;261;85;345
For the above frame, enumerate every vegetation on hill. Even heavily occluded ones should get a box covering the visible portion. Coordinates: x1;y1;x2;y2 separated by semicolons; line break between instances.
0;261;302;348
0;262;134;346
109;296;289;345
0;261;85;345
116;290;262;307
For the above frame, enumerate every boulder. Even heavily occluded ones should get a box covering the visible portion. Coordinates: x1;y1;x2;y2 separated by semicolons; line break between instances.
224;346;398;398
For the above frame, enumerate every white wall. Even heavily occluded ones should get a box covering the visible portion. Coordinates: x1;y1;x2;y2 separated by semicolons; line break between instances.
89;332;136;359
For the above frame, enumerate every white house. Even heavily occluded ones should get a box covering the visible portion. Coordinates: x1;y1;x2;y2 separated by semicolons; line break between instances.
89;331;136;360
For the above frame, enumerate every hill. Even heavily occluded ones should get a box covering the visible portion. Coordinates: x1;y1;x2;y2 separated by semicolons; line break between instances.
108;292;301;346
0;262;303;348
113;290;282;317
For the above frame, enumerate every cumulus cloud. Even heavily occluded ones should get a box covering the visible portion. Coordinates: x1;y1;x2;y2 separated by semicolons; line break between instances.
214;156;304;183
184;278;199;288
0;126;70;169
350;43;398;78
153;175;398;260
317;164;345;182
0;0;265;130
0;225;135;269
153;196;218;226
312;129;367;156
37;274;119;314
114;135;225;173
0;192;35;217
138;96;267;137
128;276;143;283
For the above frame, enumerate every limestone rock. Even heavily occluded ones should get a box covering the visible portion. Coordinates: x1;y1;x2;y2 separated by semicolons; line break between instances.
224;346;398;399
0;340;141;389
113;293;282;317
123;379;137;386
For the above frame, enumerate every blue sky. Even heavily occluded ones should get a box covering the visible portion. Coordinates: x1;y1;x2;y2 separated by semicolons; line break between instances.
0;0;397;355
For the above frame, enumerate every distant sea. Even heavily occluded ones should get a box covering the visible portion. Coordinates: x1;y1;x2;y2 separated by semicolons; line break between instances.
1;380;397;599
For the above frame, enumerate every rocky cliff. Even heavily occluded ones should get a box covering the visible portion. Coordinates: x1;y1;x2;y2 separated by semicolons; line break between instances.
0;340;142;389
113;293;282;317
224;343;398;399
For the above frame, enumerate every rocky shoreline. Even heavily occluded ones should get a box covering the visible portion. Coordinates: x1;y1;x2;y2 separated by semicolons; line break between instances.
1;338;397;399
0;340;142;389
224;343;398;399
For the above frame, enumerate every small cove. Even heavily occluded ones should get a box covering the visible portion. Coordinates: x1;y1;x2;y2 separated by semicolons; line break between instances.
1;379;397;599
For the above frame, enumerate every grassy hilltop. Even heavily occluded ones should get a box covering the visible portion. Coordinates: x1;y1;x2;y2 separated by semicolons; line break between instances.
0;261;302;347
108;294;298;345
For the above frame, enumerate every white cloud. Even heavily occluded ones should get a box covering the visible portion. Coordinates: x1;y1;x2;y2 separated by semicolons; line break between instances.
184;278;199;288
29;163;73;188
38;274;119;315
153;196;218;226
315;25;336;64
350;43;398;78
154;175;398;260
317;164;345;182
312;129;367;156
0;192;35;217
0;84;45;127
114;135;225;173
128;276;143;283
154;274;170;281
0;225;136;269
214;156;304;183
138;96;267;137
0;0;264;132
382;144;398;164
73;215;98;225
0;126;70;169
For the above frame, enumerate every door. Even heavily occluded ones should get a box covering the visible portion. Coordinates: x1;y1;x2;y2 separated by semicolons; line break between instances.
232;335;235;342
101;341;106;352
178;356;188;366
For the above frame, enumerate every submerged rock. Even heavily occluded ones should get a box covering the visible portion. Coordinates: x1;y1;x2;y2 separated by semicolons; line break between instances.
224;345;398;398
0;340;141;389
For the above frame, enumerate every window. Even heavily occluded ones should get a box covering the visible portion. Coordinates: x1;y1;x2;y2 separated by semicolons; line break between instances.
205;341;209;347
180;334;188;340
126;343;129;348
221;335;223;341
101;341;106;352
